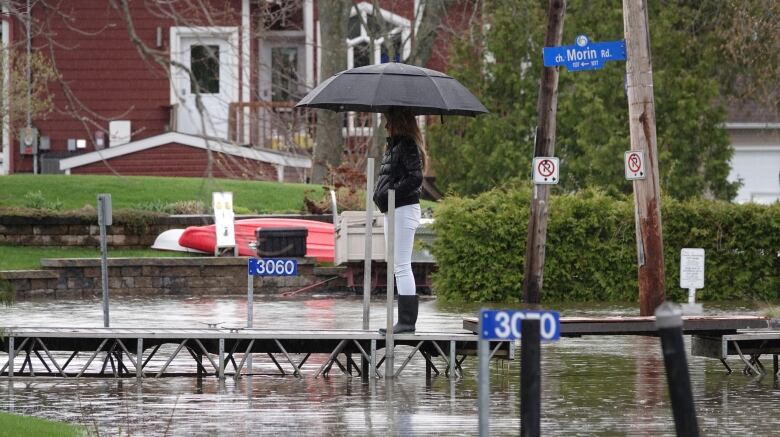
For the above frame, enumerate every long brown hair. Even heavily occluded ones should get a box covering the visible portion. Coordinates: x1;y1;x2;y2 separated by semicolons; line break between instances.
385;108;428;172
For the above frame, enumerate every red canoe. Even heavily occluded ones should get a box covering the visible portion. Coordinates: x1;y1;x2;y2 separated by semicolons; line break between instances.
178;218;335;262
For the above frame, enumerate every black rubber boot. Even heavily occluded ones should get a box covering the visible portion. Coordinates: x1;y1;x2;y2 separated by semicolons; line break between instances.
379;295;418;334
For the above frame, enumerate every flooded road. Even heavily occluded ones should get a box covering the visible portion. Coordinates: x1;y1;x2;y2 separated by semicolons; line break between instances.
1;296;779;436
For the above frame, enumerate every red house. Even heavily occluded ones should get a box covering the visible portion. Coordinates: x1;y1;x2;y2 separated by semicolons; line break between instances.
0;1;469;181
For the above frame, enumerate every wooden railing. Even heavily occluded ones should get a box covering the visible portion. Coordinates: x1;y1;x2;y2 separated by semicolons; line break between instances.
228;101;316;152
228;101;380;152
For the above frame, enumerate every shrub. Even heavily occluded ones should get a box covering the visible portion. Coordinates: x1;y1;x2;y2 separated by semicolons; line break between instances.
431;187;780;303
22;191;64;210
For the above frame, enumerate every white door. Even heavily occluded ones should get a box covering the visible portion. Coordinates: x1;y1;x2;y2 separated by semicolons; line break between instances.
171;28;238;139
259;41;304;102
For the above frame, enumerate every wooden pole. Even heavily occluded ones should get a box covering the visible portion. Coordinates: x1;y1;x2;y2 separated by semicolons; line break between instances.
623;0;665;315
523;0;566;304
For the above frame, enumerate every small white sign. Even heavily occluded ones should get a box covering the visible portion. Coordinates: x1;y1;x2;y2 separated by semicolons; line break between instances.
680;248;705;289
533;157;559;185
624;151;645;180
213;192;236;249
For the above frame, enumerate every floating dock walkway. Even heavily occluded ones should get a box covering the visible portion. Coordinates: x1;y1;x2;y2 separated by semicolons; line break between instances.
0;327;510;380
464;314;779;376
3;315;775;380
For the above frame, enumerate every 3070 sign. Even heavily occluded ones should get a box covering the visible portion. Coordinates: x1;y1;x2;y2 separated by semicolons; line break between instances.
248;258;298;277
480;310;561;341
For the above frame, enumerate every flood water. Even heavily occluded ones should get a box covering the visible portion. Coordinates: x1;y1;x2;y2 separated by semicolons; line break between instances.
1;296;779;436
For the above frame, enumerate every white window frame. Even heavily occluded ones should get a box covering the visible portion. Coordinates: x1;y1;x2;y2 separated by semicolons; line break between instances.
1;13;9;174
343;2;411;137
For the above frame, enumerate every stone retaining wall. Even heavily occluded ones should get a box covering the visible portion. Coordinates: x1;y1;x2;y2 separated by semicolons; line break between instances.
0;214;332;249
0;257;341;298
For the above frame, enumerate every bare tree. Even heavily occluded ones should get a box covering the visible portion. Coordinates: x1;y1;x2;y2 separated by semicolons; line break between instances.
311;0;349;184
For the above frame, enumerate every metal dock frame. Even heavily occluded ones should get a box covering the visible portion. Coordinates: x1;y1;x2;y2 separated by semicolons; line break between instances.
0;328;512;379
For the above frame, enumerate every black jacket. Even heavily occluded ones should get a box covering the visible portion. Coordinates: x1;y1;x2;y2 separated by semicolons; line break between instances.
373;135;423;213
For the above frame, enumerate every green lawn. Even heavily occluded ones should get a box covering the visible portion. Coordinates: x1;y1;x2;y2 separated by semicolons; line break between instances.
0;174;324;213
0;246;195;271
0;411;84;437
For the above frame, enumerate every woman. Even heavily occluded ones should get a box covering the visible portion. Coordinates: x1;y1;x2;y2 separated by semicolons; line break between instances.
373;108;424;334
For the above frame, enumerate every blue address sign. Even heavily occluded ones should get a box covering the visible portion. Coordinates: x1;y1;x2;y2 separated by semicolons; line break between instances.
543;35;626;72
480;309;561;341
248;258;298;277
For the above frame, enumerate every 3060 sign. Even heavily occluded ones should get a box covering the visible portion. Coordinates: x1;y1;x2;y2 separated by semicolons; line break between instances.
480;310;561;341
248;258;298;277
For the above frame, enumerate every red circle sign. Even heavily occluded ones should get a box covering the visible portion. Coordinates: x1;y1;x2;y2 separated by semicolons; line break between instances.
537;159;556;177
628;153;642;173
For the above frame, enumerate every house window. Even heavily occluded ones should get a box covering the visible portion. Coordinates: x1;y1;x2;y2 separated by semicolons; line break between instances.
344;2;411;136
346;3;410;69
190;45;220;94
271;46;300;101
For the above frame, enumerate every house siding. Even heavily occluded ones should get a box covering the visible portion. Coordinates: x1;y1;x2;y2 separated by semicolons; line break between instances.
13;0;241;173
71;143;280;181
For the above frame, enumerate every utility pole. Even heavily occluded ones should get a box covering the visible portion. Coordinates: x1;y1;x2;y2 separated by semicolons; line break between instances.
523;0;566;304
623;0;665;316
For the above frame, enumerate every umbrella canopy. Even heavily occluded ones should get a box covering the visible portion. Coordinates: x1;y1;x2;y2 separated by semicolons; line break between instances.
296;63;488;116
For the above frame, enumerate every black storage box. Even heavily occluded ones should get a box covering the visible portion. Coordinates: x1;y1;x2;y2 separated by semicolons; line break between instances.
255;227;308;258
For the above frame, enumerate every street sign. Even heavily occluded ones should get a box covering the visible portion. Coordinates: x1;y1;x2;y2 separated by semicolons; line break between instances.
248;258;298;276
624;151;646;180
533;157;559;185
543;35;626;72
480;310;561;341
680;248;705;290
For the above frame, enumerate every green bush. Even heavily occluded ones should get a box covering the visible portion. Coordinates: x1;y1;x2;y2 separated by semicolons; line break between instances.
22;190;64;210
431;187;780;303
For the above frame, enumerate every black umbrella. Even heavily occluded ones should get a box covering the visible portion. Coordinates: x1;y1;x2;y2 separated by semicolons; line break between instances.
295;62;488;116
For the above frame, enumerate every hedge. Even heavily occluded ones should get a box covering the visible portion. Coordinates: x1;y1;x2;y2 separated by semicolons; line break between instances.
431;187;780;303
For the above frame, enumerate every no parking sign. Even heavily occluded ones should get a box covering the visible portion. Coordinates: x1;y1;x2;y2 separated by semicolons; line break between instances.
624;151;646;180
533;157;560;185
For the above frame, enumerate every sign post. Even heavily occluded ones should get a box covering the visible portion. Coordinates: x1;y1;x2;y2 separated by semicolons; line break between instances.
680;248;704;314
97;193;112;328
522;0;566;305
478;309;560;436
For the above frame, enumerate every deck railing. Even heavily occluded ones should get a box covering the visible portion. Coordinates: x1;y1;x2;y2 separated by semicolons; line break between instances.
229;101;379;153
228;101;316;153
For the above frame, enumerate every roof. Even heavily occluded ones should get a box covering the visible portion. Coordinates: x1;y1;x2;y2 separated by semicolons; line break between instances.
59;132;311;172
726;98;780;128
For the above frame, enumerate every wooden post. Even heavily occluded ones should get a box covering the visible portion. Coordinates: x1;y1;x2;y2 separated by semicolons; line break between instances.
523;0;566;304
623;0;665;315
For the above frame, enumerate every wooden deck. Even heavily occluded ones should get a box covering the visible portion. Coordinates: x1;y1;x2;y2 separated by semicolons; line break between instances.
462;315;769;336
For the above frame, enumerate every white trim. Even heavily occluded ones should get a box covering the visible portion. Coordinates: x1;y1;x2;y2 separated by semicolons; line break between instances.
316;21;321;83
725;122;780;130
241;1;250;103
304;0;314;89
731;145;780;152
352;2;411;29
59;132;311;171
241;1;251;142
413;0;425;37
1;14;9;175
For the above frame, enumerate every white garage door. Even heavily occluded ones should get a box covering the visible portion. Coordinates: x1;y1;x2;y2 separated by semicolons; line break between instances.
729;148;780;204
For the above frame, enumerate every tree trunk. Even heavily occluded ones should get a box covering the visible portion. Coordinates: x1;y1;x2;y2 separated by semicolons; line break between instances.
311;0;350;184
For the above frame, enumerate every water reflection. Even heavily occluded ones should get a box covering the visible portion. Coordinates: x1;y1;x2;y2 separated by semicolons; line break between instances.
0;297;779;435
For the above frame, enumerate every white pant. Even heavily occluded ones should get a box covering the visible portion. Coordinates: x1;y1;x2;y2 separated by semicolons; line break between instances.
383;204;421;296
